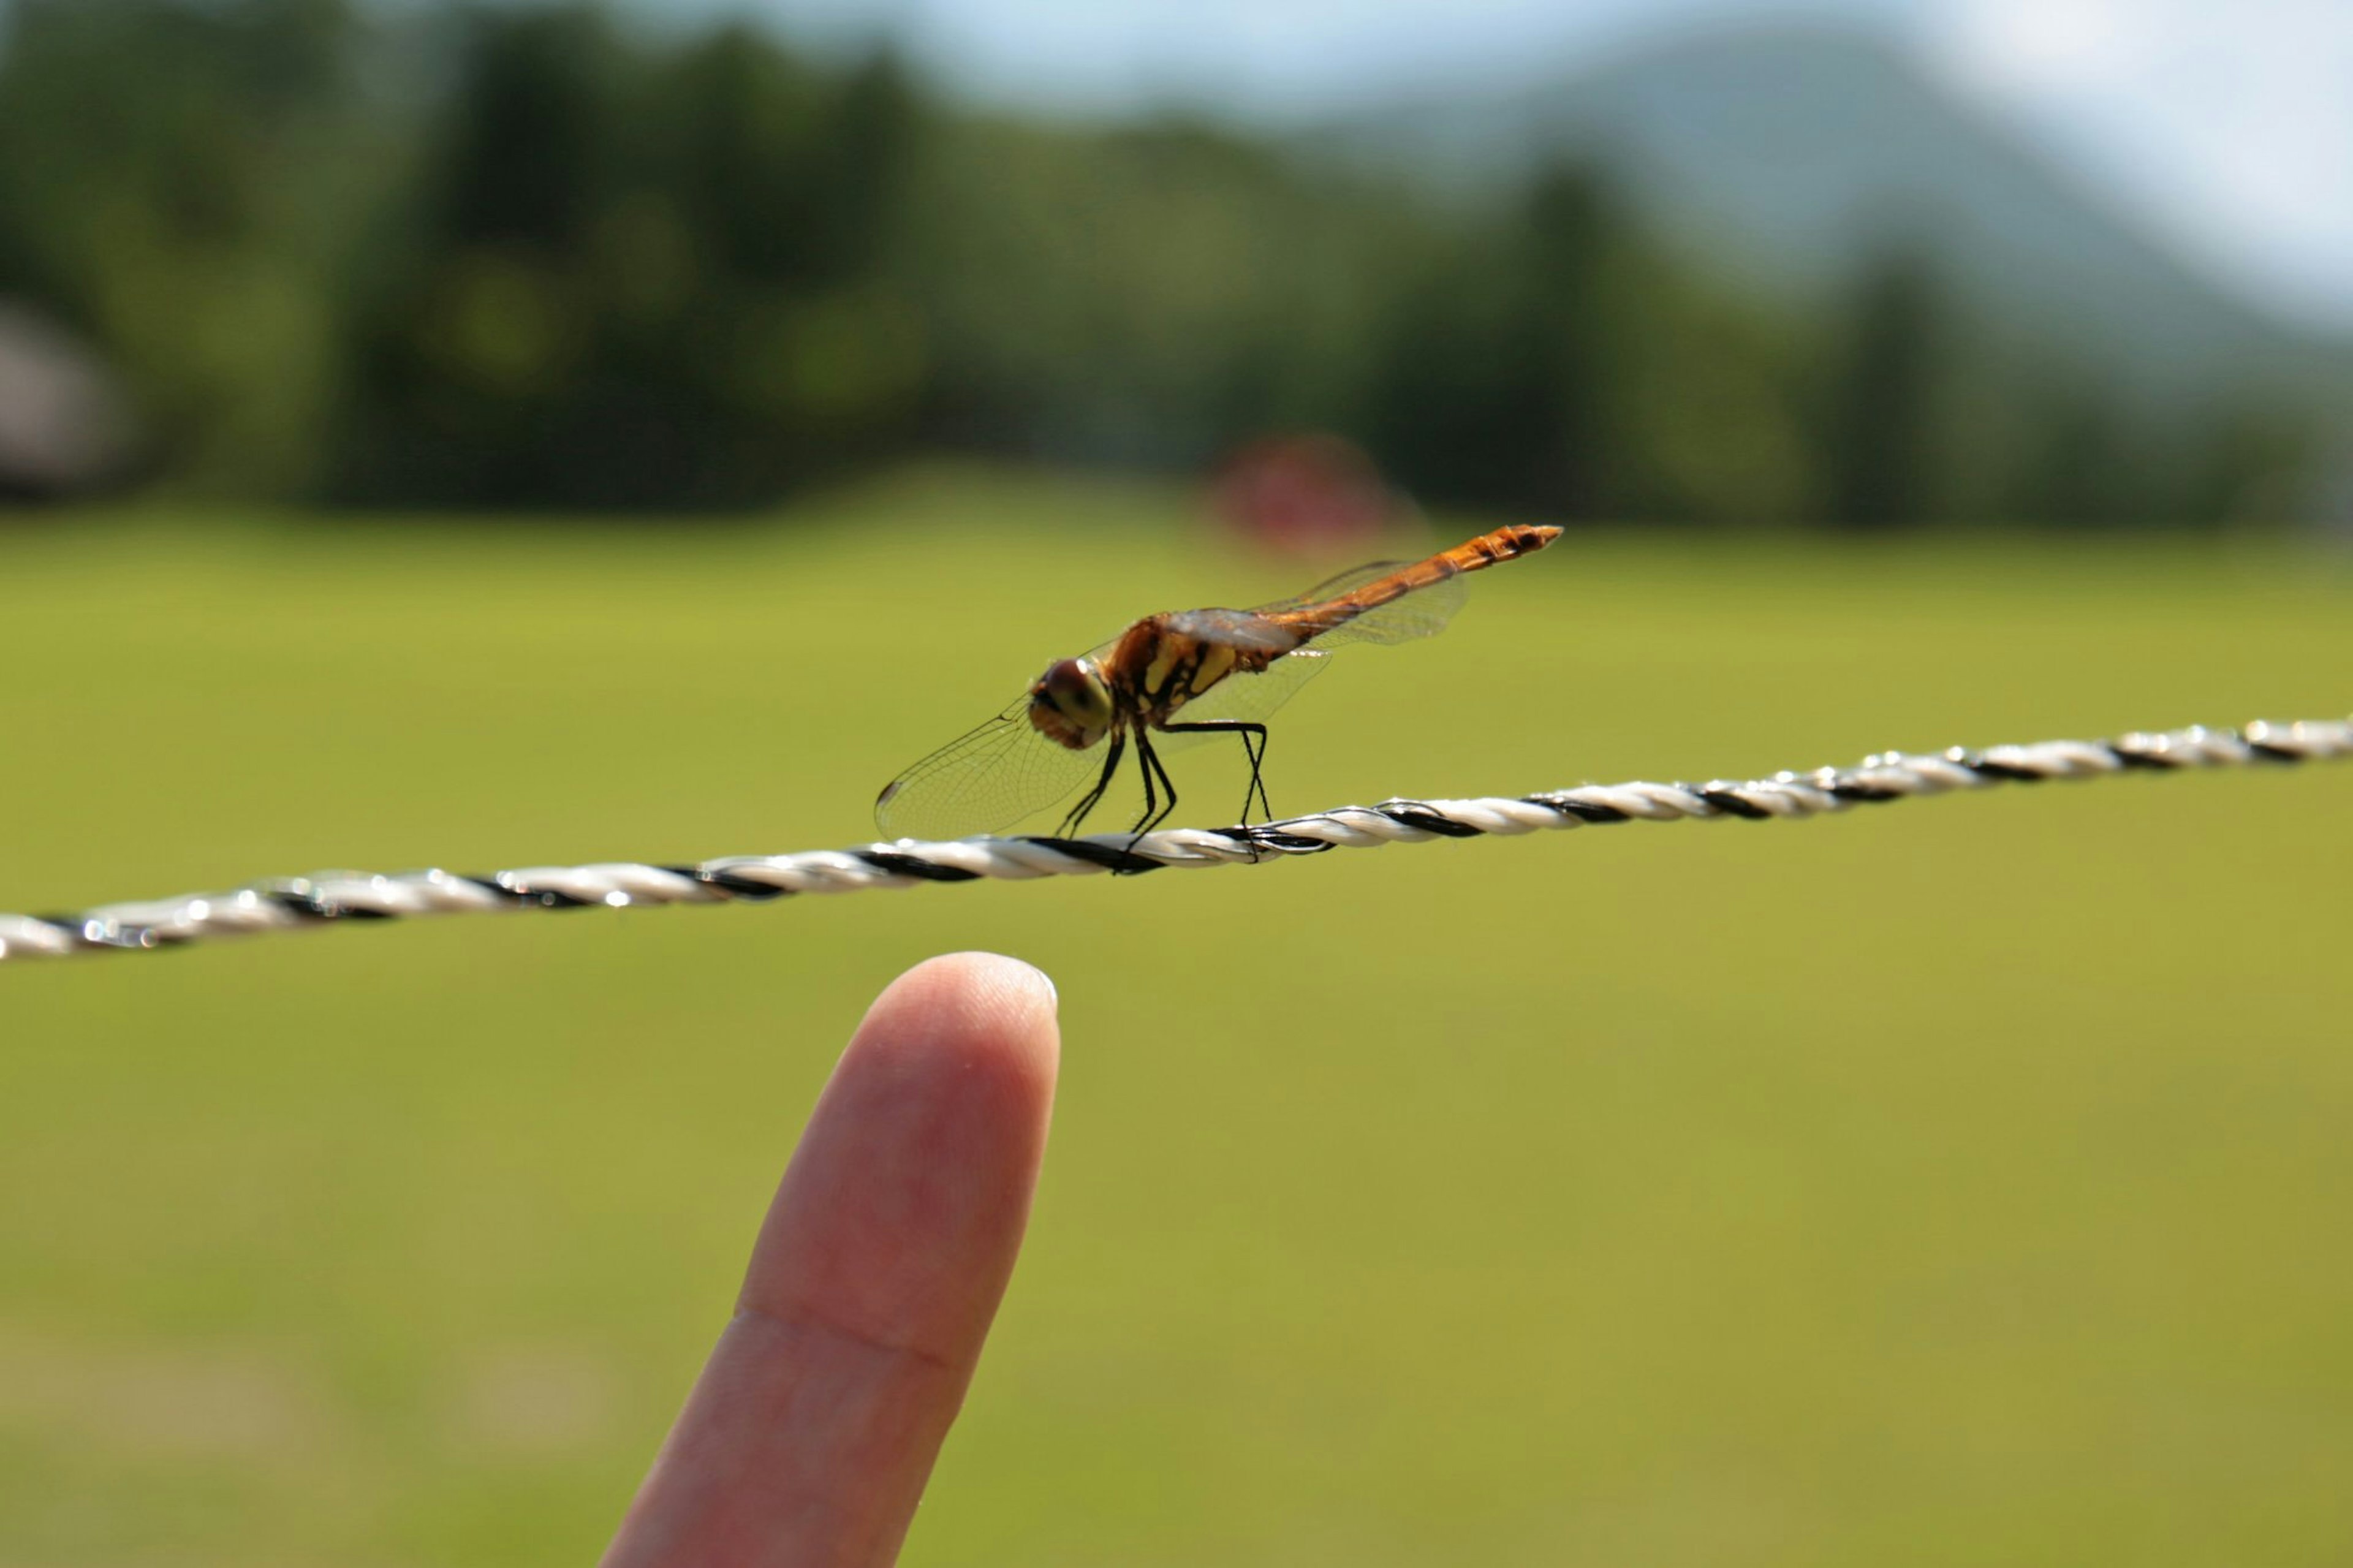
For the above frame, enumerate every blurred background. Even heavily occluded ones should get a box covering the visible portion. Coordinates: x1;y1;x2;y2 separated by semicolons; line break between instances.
4;2;2351;1564
2;0;2351;525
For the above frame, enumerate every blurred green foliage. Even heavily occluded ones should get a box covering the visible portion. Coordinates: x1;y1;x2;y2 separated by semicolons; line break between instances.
3;471;2351;1562
0;0;2325;522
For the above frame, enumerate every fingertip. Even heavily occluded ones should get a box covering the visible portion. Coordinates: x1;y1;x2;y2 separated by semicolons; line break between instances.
610;954;1065;1563
863;951;1061;1093
897;950;1058;1019
743;952;1061;1355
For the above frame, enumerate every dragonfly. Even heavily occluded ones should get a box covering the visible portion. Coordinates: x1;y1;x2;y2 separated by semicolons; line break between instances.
874;522;1563;843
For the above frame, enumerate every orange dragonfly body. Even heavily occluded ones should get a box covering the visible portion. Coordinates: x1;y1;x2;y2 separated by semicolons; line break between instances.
875;523;1563;841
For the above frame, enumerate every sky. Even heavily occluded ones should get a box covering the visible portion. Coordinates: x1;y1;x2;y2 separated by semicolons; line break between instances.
653;0;2353;334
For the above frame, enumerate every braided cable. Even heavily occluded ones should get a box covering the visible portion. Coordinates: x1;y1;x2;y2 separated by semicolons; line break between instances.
2;716;2344;964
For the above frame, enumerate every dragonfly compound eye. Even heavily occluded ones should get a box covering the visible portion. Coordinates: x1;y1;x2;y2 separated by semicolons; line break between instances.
1028;657;1115;749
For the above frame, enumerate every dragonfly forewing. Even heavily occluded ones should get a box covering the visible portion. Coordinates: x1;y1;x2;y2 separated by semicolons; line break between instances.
873;697;1107;841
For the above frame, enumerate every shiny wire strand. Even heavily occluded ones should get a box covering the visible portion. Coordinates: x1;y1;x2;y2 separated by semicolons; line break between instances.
3;716;2346;964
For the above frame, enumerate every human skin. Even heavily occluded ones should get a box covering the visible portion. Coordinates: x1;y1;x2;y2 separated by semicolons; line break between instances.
601;952;1061;1568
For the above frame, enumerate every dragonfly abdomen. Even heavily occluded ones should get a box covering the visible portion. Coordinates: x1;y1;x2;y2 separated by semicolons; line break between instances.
1278;522;1561;640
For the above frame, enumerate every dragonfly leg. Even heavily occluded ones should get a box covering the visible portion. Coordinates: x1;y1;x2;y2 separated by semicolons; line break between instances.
1133;733;1156;833
1127;729;1180;843
1156;721;1273;826
1058;730;1126;838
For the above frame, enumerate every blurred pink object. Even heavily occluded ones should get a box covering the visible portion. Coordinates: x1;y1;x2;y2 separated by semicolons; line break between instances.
0;300;134;501
1211;433;1399;555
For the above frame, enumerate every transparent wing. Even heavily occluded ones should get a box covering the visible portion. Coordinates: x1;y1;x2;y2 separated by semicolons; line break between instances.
1262;559;1407;605
1152;648;1332;757
1159;607;1303;655
1249;559;1469;648
874;697;1110;841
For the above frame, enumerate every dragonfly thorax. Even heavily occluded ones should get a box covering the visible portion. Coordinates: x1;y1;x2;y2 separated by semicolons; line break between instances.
1027;656;1116;751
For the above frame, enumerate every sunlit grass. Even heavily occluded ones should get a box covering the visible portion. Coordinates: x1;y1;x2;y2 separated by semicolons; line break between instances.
4;469;2350;1566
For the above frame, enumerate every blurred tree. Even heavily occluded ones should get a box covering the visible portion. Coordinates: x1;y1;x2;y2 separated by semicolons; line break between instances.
1821;247;1947;529
332;10;933;508
1366;163;1639;518
336;4;618;505
2175;403;2316;528
0;0;378;496
1364;231;1556;512
2146;393;2306;527
1366;161;1815;526
0;0;2324;526
2002;374;2142;528
907;113;1413;470
816;53;923;282
1517;164;1637;517
661;25;825;285
1617;278;1815;526
439;6;613;254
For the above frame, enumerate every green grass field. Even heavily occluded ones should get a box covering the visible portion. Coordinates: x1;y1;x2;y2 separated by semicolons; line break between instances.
4;468;2351;1566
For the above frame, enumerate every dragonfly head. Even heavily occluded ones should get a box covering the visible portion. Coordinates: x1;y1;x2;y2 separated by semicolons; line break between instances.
1027;656;1115;750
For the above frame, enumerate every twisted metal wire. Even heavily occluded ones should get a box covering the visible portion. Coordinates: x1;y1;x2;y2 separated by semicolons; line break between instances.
3;716;2345;964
